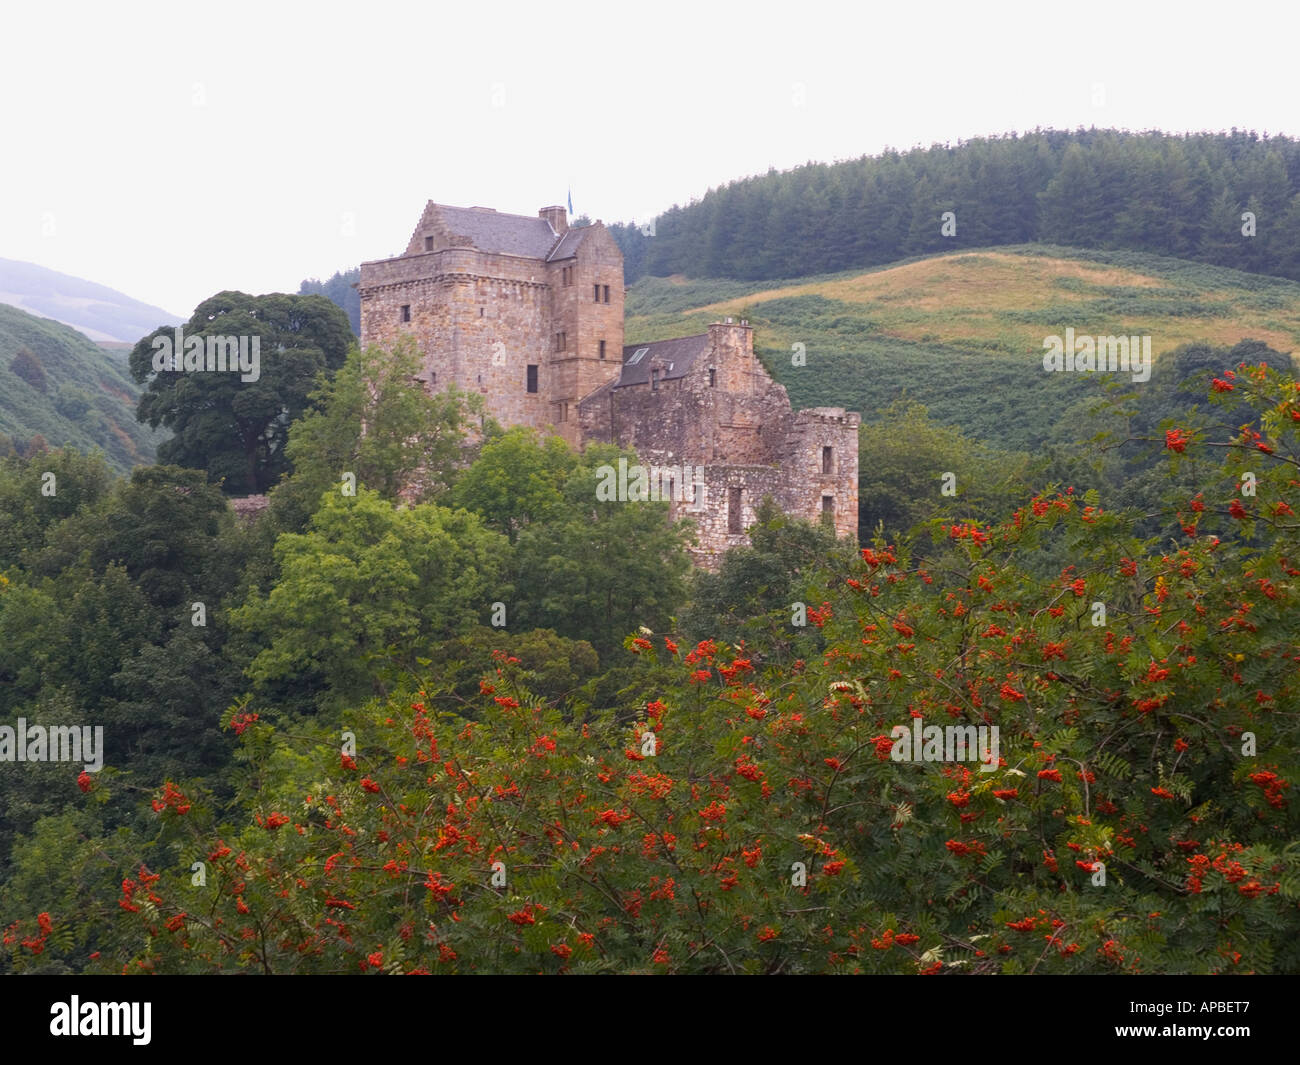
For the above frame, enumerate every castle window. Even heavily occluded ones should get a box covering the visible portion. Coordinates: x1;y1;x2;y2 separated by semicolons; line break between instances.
400;305;411;323
822;494;835;521
594;283;600;303
708;368;716;388
728;486;742;534
424;236;433;251
554;332;567;352
558;402;568;422
822;445;833;474
603;285;610;304
599;340;606;360
527;365;538;393
430;371;437;386
479;307;484;317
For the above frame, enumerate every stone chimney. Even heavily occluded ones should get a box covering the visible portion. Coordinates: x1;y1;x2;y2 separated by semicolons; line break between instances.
707;319;756;392
539;205;568;234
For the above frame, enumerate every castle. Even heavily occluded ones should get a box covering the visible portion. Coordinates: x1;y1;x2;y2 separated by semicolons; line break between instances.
358;202;860;567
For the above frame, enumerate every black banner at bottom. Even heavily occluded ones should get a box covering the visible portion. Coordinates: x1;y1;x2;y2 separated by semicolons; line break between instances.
0;973;1293;1052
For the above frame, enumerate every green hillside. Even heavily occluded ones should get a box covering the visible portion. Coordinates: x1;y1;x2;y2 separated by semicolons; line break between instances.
626;244;1300;451
0;303;161;472
610;129;1300;285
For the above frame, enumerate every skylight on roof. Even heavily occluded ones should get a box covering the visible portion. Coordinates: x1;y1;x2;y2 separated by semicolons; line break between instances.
627;347;650;365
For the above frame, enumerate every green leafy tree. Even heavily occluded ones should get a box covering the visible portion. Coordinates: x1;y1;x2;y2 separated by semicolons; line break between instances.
34;465;241;615
232;488;509;710
679;497;851;656
271;336;486;534
450;427;575;544
508;444;693;661
857;399;1031;540
0;448;116;569
129;291;353;494
9;348;47;392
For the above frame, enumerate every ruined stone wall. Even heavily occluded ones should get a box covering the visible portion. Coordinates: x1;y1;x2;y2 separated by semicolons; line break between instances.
362;213;861;568
776;407;861;541
579;323;785;463
672;465;788;569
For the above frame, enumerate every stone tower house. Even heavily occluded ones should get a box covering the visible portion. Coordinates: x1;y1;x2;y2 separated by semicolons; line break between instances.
359;202;623;449
359;202;859;567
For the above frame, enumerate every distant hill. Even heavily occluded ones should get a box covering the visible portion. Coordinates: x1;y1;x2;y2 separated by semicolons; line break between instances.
609;129;1300;286
0;302;162;472
0;257;181;344
625;245;1300;452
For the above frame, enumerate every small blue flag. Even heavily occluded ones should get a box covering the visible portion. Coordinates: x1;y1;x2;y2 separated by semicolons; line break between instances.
567;188;574;216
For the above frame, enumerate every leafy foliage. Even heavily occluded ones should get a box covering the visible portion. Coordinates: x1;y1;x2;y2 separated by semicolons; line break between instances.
128;291;353;494
5;364;1298;975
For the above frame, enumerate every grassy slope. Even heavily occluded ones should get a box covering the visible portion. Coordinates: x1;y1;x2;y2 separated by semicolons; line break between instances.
625;245;1300;452
0;303;161;472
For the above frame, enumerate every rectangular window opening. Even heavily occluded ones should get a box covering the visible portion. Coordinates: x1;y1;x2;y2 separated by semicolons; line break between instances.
424;236;434;251
603;285;610;304
822;494;834;520
822;445;833;474
594;283;600;303
599;339;606;360
728;486;742;534
400;304;411;323
526;365;538;393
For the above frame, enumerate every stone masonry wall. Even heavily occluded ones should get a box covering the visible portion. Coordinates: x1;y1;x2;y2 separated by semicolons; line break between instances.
361;248;553;434
361;224;624;449
778;407;862;542
577;321;860;567
362;205;861;569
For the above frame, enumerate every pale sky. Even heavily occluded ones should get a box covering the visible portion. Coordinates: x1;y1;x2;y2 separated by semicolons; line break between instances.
2;0;1296;318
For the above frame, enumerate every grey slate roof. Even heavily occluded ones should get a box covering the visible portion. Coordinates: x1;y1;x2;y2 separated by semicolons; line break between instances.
616;334;711;388
546;227;588;261
433;205;564;259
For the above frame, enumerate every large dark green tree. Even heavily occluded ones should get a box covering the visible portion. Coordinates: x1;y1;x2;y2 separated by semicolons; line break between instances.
129;291;353;494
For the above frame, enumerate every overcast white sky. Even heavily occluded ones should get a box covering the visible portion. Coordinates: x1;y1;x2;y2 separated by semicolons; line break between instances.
2;0;1296;317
